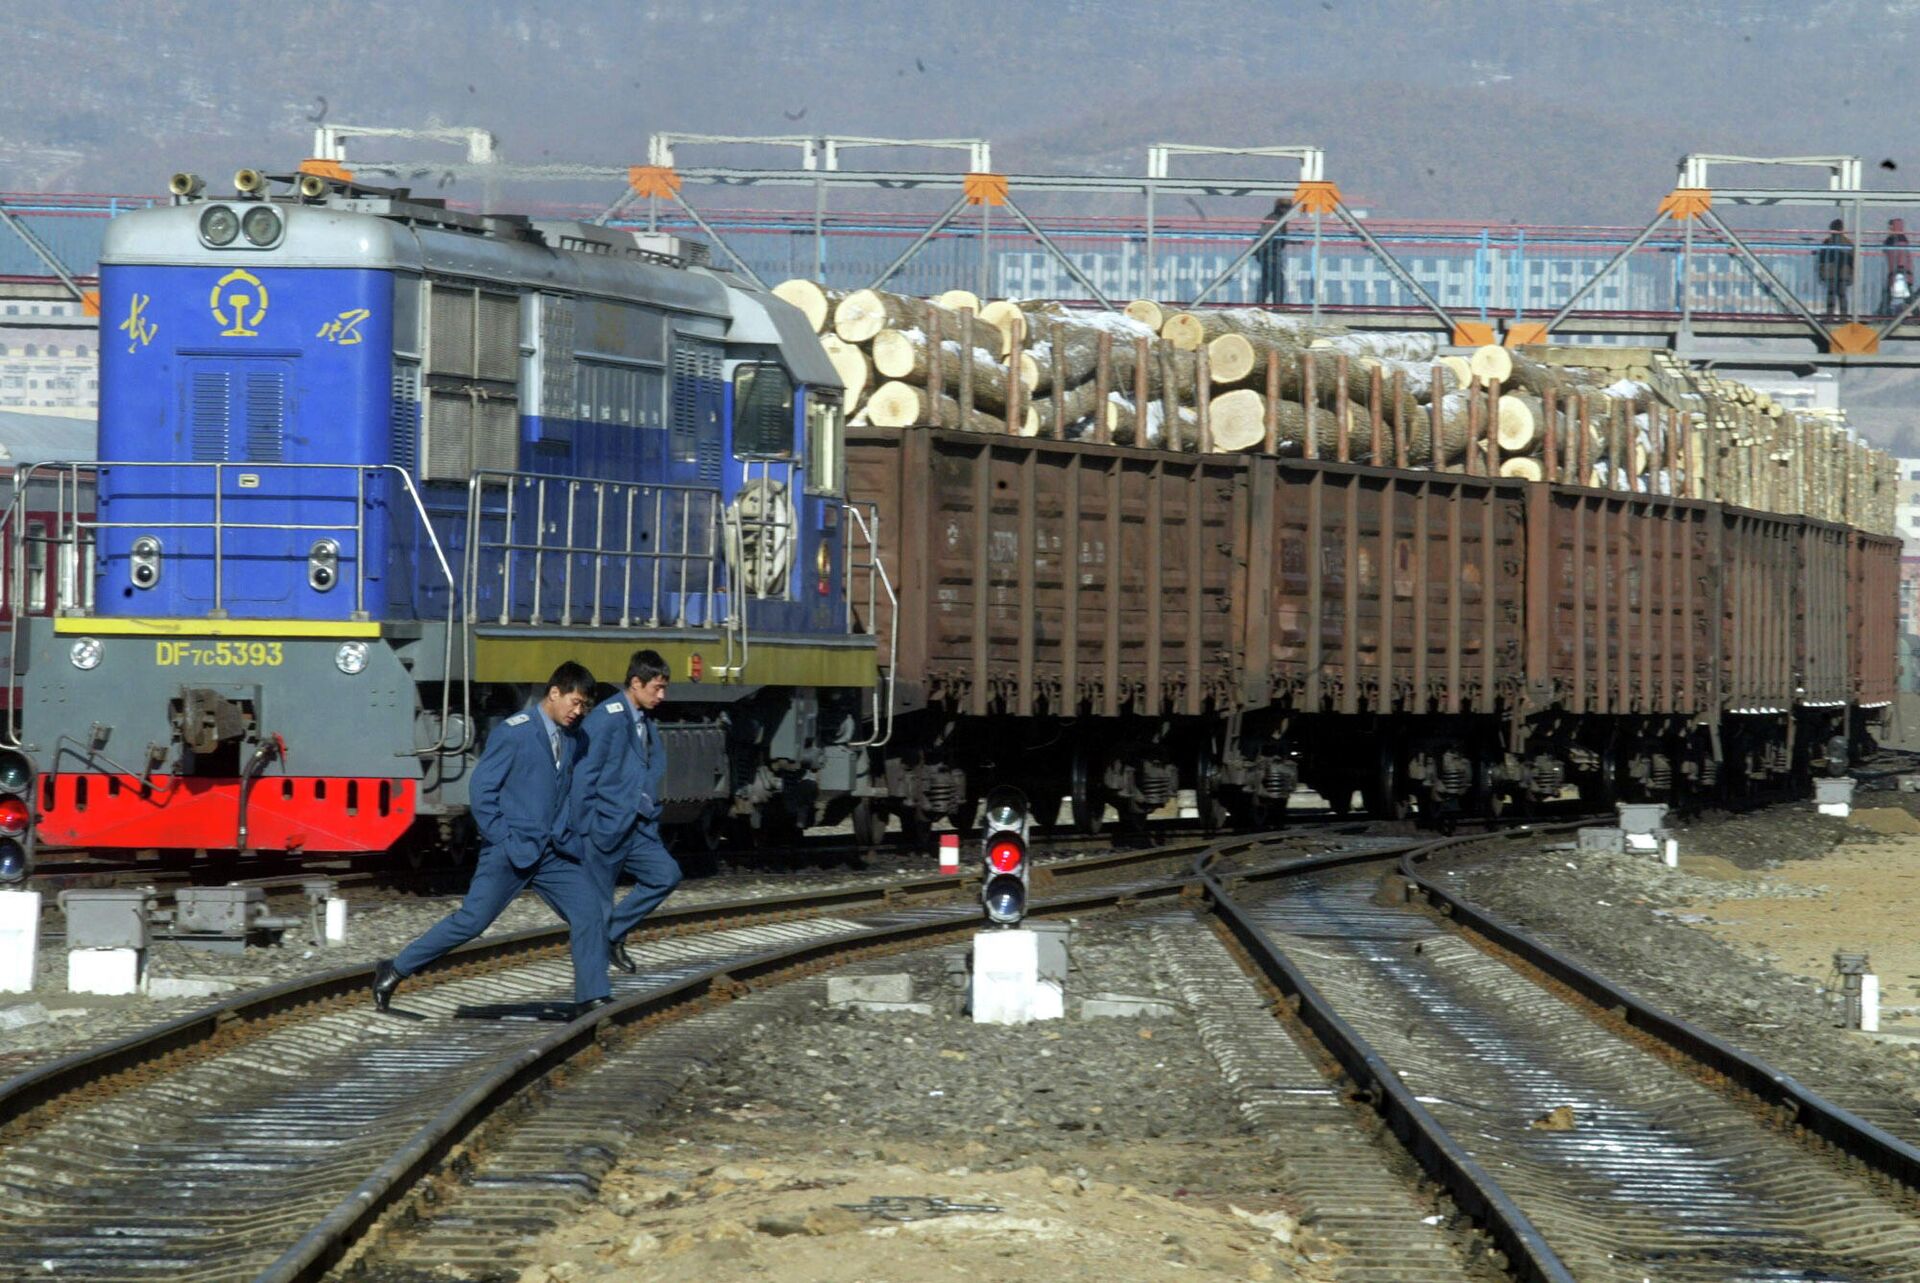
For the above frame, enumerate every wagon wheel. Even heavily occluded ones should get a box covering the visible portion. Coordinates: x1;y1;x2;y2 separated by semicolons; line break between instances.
1069;743;1105;834
1475;756;1507;819
1193;751;1231;832
1362;743;1412;821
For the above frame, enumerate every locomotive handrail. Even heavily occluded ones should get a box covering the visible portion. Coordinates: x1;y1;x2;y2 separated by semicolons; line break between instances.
844;501;897;750
0;460;471;758
461;470;725;630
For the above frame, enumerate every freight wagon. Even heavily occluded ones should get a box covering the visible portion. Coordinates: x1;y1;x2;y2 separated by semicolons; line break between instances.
849;426;1897;832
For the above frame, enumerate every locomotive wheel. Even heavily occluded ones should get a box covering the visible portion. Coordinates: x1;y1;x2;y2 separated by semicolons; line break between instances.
851;798;889;850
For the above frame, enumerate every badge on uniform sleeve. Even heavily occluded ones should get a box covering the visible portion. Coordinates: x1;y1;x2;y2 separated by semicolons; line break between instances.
505;713;529;726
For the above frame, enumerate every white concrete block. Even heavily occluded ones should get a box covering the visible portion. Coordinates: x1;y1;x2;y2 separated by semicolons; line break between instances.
145;975;253;1001
1079;992;1178;1019
324;897;348;944
0;889;40;994
1816;777;1855;817
1625;832;1659;852
1662;837;1679;868
971;929;1064;1025
68;947;141;997
1578;827;1625;855
1617;802;1668;835
842;1000;935;1016
827;974;914;1006
1026;920;1070;986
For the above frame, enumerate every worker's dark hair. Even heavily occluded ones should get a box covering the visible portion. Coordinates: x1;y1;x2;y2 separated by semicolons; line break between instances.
1831;218;1847;231
545;661;595;697
1271;195;1290;213
627;649;670;686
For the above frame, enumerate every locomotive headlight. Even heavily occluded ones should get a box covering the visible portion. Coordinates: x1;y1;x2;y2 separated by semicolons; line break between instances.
199;205;240;246
129;535;162;588
334;641;370;675
241;205;282;246
308;538;340;591
68;637;102;670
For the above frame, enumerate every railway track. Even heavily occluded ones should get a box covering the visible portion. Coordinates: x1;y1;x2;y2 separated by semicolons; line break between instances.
10;814;1920;1281
0;831;1253;1281
1200;829;1920;1282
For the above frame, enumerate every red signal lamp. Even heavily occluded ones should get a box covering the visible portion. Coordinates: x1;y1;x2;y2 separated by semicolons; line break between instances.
987;837;1024;873
0;797;28;837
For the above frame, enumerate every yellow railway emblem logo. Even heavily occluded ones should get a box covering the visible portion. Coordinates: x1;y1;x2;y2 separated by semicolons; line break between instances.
209;268;269;337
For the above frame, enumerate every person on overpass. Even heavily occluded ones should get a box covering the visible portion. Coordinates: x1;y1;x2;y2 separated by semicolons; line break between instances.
1883;218;1913;316
1255;197;1290;306
1816;219;1855;318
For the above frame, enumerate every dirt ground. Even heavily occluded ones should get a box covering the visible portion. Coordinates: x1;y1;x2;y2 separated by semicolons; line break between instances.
1678;806;1920;1027
502;1127;1338;1283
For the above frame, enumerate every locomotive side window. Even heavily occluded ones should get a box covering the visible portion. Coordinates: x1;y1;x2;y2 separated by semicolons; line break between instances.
805;395;845;496
732;363;793;458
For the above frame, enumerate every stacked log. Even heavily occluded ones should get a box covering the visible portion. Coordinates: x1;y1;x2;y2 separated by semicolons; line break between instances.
767;279;1897;535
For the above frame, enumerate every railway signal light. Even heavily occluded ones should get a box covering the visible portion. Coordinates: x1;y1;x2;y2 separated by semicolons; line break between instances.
0;748;32;884
980;786;1030;927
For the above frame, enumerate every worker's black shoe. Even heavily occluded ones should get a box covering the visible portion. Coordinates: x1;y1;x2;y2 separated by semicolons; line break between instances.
609;940;637;974
372;959;402;1011
575;996;614;1018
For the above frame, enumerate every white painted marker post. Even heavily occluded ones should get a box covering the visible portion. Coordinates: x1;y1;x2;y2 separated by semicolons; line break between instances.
1862;973;1881;1032
0;890;40;993
938;833;960;875
324;896;349;944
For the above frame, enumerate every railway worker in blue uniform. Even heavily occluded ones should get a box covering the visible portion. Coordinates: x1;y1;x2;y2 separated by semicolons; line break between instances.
374;662;613;1014
571;648;680;974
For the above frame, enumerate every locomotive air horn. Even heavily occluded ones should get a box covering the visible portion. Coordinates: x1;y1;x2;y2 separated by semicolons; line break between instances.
297;173;330;200
232;167;268;196
169;172;205;198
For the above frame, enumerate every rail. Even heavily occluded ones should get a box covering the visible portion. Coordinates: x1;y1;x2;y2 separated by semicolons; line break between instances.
0;461;468;756
462;470;725;629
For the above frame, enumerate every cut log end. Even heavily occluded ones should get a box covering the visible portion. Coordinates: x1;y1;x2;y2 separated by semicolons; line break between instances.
772;279;837;334
833;288;891;343
1125;298;1164;331
933;288;982;314
1161;312;1207;351
1469;344;1514;387
1498;456;1544;481
1207;332;1259;386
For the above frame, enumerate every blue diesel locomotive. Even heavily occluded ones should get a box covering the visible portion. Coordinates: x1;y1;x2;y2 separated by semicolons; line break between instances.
3;167;886;871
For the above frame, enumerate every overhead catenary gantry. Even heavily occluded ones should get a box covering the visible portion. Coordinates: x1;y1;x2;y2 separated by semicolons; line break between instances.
317;127;1486;342
1538;153;1920;365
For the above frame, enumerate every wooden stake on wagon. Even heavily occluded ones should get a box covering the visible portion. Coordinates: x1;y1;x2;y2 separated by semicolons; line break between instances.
1369;363;1385;463
958;310;976;428
1335;353;1351;462
1093;331;1113;445
1005;324;1025;435
1485;380;1502;477
1429;365;1444;470
1159;341;1180;451
1392;367;1408;468
1543;386;1559;483
1303;352;1319;460
1134;337;1151;450
1196;346;1213;454
1050;322;1067;441
1264;350;1281;454
926;310;944;405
